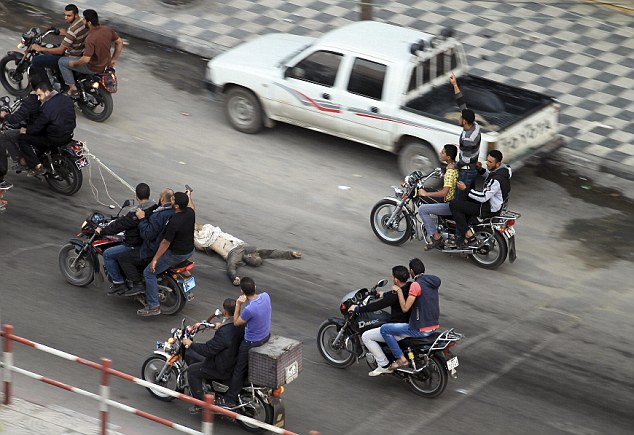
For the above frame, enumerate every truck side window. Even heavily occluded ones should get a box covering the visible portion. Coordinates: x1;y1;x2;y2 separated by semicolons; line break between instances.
288;50;342;87
347;58;387;100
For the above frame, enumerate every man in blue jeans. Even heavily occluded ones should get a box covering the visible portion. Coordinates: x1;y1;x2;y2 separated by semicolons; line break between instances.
96;183;155;295
137;191;195;316
380;258;440;370
220;277;271;407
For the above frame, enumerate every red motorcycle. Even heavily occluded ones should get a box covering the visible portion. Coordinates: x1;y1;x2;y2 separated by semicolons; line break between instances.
58;201;196;315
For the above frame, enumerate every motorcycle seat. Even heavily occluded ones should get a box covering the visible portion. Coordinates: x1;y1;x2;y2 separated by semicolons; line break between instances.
169;259;194;272
400;332;440;346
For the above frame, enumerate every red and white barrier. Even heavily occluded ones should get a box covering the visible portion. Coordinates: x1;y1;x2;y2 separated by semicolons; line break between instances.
1;324;317;435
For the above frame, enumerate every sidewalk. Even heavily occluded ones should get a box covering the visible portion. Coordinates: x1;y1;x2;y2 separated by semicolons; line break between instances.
17;0;634;183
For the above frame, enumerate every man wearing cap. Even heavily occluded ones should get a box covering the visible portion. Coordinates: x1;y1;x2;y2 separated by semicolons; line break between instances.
449;72;481;201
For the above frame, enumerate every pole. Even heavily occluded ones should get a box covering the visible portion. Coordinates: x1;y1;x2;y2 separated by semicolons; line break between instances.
202;393;214;435
2;324;13;405
100;358;111;435
360;0;373;21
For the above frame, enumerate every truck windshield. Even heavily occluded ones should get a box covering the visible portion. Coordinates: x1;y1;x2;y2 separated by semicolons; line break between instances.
408;48;459;92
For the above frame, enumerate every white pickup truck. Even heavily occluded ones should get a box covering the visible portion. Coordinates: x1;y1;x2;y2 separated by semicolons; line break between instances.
205;21;560;175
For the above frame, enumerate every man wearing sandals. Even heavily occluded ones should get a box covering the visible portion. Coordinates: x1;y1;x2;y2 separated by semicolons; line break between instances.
450;149;512;248
380;258;440;371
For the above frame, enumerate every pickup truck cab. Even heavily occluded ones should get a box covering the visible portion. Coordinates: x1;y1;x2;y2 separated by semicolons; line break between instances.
206;21;560;175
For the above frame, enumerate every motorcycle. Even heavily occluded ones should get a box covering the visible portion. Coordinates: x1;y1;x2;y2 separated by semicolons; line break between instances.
141;314;285;433
370;168;521;269
0;27;116;122
317;279;464;398
57;202;196;315
0;95;87;196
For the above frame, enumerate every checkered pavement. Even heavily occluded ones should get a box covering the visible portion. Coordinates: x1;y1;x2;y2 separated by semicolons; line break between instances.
23;0;634;174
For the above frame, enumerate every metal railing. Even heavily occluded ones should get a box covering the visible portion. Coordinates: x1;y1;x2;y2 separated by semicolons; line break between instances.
1;324;318;435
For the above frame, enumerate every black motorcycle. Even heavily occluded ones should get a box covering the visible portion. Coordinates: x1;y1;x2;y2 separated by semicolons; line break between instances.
0;95;87;195
317;279;463;398
142;315;284;433
0;27;116;122
370;168;521;269
58;204;196;315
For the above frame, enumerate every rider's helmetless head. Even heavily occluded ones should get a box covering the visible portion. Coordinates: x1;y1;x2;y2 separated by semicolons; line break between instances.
64;4;79;24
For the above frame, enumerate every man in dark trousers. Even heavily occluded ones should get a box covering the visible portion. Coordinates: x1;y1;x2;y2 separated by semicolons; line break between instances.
220;277;271;407
183;298;245;414
95;183;156;295
17;80;75;174
137;191;195;317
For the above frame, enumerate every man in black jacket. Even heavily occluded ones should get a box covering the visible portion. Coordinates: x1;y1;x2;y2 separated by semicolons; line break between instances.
17;80;75;174
95;183;156;295
0;76;43;189
183;298;245;414
348;265;411;376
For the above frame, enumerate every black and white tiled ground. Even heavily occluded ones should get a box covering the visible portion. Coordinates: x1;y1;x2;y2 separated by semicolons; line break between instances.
37;0;634;167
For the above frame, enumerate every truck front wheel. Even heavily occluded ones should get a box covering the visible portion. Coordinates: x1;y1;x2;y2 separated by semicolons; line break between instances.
224;87;263;134
398;140;440;178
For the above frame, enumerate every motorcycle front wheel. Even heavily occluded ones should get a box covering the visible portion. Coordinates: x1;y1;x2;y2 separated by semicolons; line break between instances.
316;320;356;368
141;355;178;402
0;56;31;96
78;87;113;122
58;243;95;287
407;354;448;398
45;155;83;196
370;199;412;245
157;275;186;315
469;227;508;270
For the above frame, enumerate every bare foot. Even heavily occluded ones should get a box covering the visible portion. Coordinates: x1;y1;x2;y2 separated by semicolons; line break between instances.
232;277;240;286
292;251;302;258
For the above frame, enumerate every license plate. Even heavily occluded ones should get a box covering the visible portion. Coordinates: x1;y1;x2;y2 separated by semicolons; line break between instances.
285;361;299;384
446;356;459;371
506;226;515;237
75;156;89;169
183;276;196;293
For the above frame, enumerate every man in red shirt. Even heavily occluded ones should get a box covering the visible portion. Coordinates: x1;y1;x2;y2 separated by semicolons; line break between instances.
58;9;123;96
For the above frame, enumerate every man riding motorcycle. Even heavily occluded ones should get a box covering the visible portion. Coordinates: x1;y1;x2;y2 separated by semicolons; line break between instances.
182;298;245;414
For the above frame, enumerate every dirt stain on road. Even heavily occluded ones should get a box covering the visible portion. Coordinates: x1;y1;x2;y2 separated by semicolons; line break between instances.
534;160;634;267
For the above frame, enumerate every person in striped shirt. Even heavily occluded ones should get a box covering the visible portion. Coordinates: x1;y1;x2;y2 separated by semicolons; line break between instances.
29;4;88;87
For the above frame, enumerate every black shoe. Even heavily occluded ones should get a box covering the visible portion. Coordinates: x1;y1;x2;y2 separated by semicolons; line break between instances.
188;405;201;415
215;395;237;408
107;282;128;295
124;282;144;297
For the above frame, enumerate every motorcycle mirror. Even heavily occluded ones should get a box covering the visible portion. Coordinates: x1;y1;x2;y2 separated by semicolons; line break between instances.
206;308;223;322
376;279;388;288
122;199;131;208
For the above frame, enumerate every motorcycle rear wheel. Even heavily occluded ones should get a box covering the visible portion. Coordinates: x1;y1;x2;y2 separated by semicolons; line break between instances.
236;391;274;433
157;275;186;315
58;243;95;287
77;87;113;122
316;320;356;368
370;199;412;245
0;56;30;96
141;355;178;402
407;354;448;398
45;155;83;196
469;227;508;270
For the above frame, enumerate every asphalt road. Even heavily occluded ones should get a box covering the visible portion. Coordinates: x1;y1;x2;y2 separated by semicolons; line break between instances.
1;6;633;435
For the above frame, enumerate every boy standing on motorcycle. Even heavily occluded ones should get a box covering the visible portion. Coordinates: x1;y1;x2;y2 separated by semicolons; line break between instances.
380;258;440;370
183;298;245;414
348;265;412;376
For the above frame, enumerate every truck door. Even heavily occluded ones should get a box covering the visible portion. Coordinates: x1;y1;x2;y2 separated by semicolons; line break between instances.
337;57;391;148
274;50;343;134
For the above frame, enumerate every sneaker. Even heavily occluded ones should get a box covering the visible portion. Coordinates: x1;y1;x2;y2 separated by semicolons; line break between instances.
107;282;128;296
137;305;161;316
188;405;201;415
124;282;145;297
368;365;394;377
0;180;12;190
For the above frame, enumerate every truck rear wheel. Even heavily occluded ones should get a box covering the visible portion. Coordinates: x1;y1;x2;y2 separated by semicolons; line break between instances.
398;140;440;178
224;87;263;134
